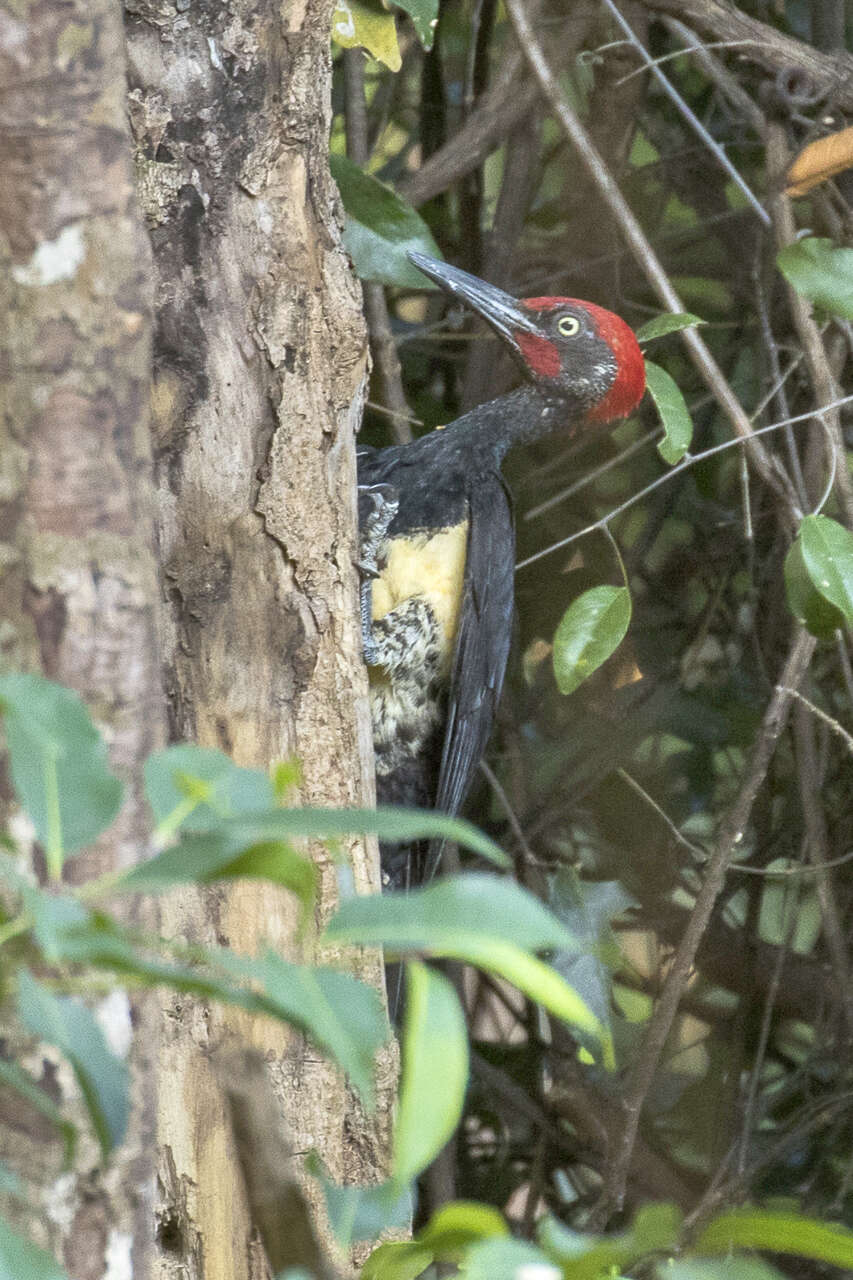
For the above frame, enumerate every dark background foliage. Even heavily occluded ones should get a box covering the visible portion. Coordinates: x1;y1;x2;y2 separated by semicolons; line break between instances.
332;0;853;1258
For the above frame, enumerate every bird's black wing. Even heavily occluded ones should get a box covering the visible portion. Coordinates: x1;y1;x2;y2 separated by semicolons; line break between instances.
426;472;515;878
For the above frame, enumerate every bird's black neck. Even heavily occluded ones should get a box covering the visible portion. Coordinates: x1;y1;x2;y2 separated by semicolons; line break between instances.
433;385;576;467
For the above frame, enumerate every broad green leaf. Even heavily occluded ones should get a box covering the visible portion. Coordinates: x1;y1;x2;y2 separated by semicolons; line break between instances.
0;1217;68;1280
784;527;846;638
440;937;608;1057
144;745;274;836
553;585;632;696
799;514;853;624
26;891;89;962
393;962;468;1184
360;1242;434;1280
695;1208;853;1267
120;827;317;912
636;312;704;343
462;1238;560;1280
644;359;693;464
325;872;577;953
663;1262;785;1280
0;1059;76;1167
0;675;122;871
418;1201;508;1253
247;953;387;1107
16;971;128;1156
306;1161;411;1247
331;0;401;69
777;237;853;319
330;154;442;288
389;0;438;47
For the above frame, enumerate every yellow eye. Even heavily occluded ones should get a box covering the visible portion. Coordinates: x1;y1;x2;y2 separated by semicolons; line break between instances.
557;315;580;337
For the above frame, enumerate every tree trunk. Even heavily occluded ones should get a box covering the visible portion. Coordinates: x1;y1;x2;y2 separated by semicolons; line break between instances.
0;0;164;1273
124;2;390;1275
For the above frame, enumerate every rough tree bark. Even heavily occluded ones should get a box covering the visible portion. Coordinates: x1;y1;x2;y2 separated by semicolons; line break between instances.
123;2;390;1276
0;0;164;1274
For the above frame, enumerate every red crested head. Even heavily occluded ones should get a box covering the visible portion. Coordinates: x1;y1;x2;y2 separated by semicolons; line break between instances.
518;296;645;422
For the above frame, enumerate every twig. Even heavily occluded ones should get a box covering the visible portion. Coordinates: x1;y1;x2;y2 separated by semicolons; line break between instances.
793;702;853;1040
480;758;536;866
600;0;769;225
591;626;815;1224
766;122;853;525
516;394;853;571
661;18;766;133
523;428;661;521
504;0;802;522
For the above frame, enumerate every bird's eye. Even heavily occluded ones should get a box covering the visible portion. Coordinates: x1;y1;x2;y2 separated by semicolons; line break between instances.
557;315;580;337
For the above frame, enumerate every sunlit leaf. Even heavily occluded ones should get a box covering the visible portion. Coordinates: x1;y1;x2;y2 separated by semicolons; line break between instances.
695;1208;853;1268
777;237;853;320
330;154;442;288
331;0;401;69
636;312;704;343
418;1201;509;1252
463;1238;560;1279
644;359;693;464
393;962;468;1183
553;585;632;696
16;971;128;1157
360;1242;433;1280
325;872;577;953
663;1261;786;1280
0;675;122;871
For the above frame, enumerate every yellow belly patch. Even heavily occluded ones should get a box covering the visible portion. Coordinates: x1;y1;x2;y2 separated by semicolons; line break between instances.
372;521;469;669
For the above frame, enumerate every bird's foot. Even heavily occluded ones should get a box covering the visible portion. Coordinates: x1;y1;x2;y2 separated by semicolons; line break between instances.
357;483;399;664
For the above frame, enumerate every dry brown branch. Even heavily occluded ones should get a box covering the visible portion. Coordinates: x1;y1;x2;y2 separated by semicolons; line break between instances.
640;0;853;111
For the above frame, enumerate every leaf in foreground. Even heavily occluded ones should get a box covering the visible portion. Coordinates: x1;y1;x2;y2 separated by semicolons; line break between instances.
777;237;853;319
16;971;128;1157
330;154;442;288
0;1217;68;1280
392;962;468;1184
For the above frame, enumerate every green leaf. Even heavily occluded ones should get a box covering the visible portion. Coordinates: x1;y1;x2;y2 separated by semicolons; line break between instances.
0;675;122;871
360;1242;434;1280
247;953;387;1107
549;873;634;1039
662;1262;786;1280
777;237;853;319
799;514;853;624
0;1164;22;1197
325;872;577;953
389;0;438;48
462;1238;560;1280
695;1208;853;1268
0;1059;76;1167
446;938;608;1057
784;533;845;638
636;312;704;343
144;745;274;836
307;1162;411;1247
120;827;317;912
16;970;128;1156
0;1217;68;1280
644;359;693;464
330;154;443;288
552;585;632;696
331;0;401;69
418;1201;509;1253
393;962;468;1184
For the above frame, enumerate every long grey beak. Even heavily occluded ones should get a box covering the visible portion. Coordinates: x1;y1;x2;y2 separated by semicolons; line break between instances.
407;251;540;345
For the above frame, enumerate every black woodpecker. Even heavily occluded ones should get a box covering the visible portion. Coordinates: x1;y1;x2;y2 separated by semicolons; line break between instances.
357;253;646;889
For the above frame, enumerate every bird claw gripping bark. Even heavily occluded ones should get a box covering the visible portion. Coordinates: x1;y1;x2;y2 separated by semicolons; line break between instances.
356;483;399;665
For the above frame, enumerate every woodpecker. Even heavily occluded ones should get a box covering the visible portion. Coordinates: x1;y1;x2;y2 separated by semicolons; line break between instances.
358;253;646;889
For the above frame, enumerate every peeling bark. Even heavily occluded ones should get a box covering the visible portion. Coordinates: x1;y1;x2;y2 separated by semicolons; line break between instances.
0;0;163;1273
123;2;390;1275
